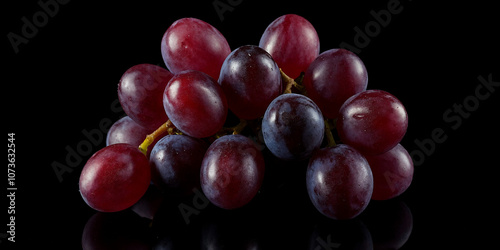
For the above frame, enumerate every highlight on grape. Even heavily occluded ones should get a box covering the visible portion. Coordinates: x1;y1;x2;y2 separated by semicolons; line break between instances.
78;14;413;220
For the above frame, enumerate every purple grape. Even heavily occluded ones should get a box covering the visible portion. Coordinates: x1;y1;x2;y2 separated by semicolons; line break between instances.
200;135;265;209
303;48;368;119
306;144;373;220
161;17;231;80
262;93;324;160
259;14;320;79
218;45;282;120
79;144;151;212
118;64;173;130
337;90;408;155
364;143;414;200
163;70;228;138
149;135;208;195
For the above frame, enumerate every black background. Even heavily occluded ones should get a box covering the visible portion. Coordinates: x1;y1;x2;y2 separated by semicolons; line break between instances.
3;0;499;249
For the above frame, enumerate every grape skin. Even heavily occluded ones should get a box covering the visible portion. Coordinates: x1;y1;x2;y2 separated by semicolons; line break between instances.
79;144;151;212
306;144;374;220
149;135;208;195
337;90;408;155
118;64;173;130
259;14;320;79
303;48;368;119
262;93;324;160
163;70;228;138
106;116;150;147
218;45;282;120
200;135;265;210
364;143;414;200
161;17;231;80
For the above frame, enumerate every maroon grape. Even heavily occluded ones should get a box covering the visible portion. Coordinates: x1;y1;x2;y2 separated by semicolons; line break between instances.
163;70;228;138
337;90;408;155
118;64;173;130
200;135;265;209
306;144;373;220
218;45;282;120
259;14;320;79
364;144;414;200
161;17;231;80
79;144;151;212
303;48;368;119
149;135;208;195
262;93;324;160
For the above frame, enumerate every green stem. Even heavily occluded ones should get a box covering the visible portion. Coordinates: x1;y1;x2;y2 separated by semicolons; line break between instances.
324;118;336;147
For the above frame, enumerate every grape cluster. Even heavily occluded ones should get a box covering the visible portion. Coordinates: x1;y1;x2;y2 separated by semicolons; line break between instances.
79;14;413;220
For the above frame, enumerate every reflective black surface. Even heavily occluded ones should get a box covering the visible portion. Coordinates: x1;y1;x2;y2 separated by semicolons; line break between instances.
4;0;499;249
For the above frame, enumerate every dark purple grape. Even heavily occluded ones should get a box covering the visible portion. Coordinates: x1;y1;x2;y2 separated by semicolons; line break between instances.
200;135;265;209
218;45;282;120
364;144;414;200
306;144;373;220
149;135;208;195
118;64;173;130
259;14;320;79
303;49;368;119
79;144;151;212
163;70;228;138
262;93;324;160
161;17;231;80
337;90;408;155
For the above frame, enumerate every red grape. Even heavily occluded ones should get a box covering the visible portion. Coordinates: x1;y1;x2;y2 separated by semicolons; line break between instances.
306;144;373;220
218;45;282;120
303;48;368;119
259;14;320;79
106;116;150;147
79;144;151;212
200;135;265;209
337;90;408;155
161;17;231;80
149;135;208;195
118;64;173;130
262;93;324;160
364;144;414;200
163;70;228;138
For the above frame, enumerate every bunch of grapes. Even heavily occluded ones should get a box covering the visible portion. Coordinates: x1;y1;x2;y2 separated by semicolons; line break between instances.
79;14;413;220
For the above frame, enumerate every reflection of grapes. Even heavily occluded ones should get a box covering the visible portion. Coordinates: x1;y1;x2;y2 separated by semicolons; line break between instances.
80;14;412;225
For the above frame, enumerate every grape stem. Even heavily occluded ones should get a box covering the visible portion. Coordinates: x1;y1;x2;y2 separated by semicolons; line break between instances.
324;118;336;147
281;69;306;94
216;119;248;138
138;120;176;155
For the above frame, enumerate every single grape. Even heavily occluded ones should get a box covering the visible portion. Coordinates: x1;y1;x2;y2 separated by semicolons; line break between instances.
303;48;368;119
218;45;282;120
259;14;320;79
163;70;228;138
200;135;265;210
364;144;414;200
161;17;231;80
79;144;151;212
118;64;173;130
149;135;208;195
337;90;408;155
106;116;150;147
262;93;324;160
306;144;374;220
